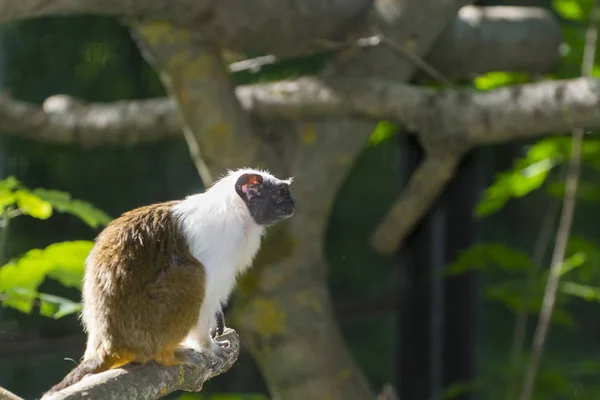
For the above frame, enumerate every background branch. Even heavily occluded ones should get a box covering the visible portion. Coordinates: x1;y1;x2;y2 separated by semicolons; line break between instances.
41;329;240;400
130;22;264;184
5;76;600;151
0;3;561;70
370;154;462;255
519;1;600;398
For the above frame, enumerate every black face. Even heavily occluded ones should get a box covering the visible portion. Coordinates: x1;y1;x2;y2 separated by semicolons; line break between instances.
235;173;295;226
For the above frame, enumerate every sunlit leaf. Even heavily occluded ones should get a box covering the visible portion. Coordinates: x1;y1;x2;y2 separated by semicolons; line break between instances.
38;292;82;319
14;189;53;219
558;252;587;277
553;0;586;20
368;121;397;147
1;288;37;314
0;176;19;191
0;287;81;318
33;188;112;228
475;137;566;217
0;256;53;293
473;72;530;90
560;281;600;302
44;241;94;289
566;236;600;283
0;240;92;295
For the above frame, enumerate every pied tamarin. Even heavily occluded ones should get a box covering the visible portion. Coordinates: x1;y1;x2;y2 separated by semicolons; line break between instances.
43;168;295;396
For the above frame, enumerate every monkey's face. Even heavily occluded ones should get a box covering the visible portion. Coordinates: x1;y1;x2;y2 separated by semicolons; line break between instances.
235;173;295;226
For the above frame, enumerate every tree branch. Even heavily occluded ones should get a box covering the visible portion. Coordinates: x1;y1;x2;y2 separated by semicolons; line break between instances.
0;0;372;58
0;386;24;400
0;2;560;71
0;93;181;147
41;328;240;400
4;77;600;151
370;155;462;255
426;6;561;78
130;22;264;184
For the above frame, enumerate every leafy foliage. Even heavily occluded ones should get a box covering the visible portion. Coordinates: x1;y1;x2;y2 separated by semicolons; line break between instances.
0;177;110;318
0;176;111;227
474;137;566;217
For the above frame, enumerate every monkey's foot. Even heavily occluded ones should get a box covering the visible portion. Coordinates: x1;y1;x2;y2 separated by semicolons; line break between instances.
174;347;205;368
176;340;233;367
209;339;233;362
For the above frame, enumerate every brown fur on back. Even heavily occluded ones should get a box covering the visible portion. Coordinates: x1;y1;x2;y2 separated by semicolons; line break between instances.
82;200;206;364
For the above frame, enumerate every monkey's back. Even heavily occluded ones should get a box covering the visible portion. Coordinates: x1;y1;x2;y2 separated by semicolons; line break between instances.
81;201;206;363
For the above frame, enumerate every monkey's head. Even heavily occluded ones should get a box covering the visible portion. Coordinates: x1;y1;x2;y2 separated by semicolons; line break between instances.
234;171;295;226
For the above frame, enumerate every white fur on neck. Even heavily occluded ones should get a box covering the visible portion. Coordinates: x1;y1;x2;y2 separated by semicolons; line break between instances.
172;168;286;352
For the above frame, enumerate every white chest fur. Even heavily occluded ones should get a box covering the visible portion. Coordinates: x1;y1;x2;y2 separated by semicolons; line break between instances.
172;192;264;307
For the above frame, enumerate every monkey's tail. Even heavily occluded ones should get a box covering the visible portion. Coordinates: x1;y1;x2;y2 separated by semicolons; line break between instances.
42;357;109;398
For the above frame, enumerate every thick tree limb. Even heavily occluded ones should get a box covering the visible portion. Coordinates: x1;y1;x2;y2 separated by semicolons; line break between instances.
6;77;600;154
40;328;240;400
0;0;370;58
427;6;561;78
130;22;264;184
0;2;560;69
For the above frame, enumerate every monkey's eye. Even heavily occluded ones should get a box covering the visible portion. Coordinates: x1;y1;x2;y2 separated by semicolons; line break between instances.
278;188;287;197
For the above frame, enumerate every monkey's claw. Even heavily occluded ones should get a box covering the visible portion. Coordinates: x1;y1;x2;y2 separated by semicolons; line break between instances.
210;311;225;339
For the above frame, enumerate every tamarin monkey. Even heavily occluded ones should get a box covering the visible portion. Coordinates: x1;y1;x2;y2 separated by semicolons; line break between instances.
43;168;295;396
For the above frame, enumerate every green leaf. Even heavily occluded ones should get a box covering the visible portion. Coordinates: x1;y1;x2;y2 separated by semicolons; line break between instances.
368;121;397;147
565;236;600;283
485;280;575;327
558;252;587;277
446;243;534;276
44;241;94;289
0;287;81;318
553;0;586;20
0;190;16;215
560;281;600;302
1;288;37;314
38;292;82;319
0;255;53;293
33;188;112;228
475;137;565;217
14;189;53;219
0;176;19;191
473;72;530;90
0;240;93;296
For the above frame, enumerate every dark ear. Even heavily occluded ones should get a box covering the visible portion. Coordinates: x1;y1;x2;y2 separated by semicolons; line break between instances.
235;173;263;200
